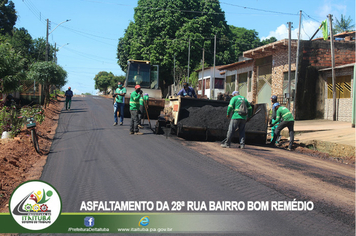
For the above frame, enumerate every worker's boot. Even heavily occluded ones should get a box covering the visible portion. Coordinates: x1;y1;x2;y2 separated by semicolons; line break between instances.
220;143;230;148
135;132;144;135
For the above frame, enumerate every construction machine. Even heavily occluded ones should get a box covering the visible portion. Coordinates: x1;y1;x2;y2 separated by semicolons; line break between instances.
156;96;268;144
123;60;165;119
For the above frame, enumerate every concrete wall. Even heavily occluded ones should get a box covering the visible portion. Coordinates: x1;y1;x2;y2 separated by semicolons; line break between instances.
320;66;354;122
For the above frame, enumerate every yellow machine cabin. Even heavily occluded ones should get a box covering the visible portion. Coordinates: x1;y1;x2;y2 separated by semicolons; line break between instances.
124;60;165;118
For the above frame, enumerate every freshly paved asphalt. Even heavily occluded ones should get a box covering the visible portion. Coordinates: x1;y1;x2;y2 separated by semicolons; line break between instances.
40;95;354;235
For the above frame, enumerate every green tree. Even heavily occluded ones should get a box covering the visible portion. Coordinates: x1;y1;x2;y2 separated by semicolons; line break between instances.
334;14;355;33
8;28;34;67
94;71;116;95
28;61;67;107
261;36;277;45
32;38;56;62
229;26;262;61
0;0;17;36
117;0;233;91
0;42;26;93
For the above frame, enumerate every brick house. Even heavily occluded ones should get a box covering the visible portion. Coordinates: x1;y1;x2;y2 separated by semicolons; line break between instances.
243;39;299;109
241;35;355;121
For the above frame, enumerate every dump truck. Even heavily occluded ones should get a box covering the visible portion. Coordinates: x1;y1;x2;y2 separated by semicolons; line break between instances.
156;96;268;144
123;59;165;119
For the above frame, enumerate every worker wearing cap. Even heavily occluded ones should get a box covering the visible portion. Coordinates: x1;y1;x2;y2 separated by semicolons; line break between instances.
138;93;149;128
270;104;294;150
129;85;143;135
221;91;252;149
113;81;126;126
270;95;281;143
65;87;73;110
177;82;197;98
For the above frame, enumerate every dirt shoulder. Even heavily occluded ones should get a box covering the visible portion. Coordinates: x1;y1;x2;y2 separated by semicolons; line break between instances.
0;96;63;213
182;140;355;226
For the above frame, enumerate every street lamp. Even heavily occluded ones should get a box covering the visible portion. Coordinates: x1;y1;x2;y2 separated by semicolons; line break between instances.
54;43;69;64
46;19;71;61
42;19;70;106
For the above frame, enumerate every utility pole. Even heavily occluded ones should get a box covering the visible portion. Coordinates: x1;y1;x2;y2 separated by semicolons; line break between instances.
293;11;302;117
45;19;49;62
212;35;216;100
187;39;191;82
54;42;57;63
202;48;205;96
44;19;70;106
287;22;292;110
328;14;336;121
173;54;176;95
46;19;71;62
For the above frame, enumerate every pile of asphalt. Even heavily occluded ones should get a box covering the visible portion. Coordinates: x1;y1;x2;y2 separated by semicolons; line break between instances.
178;105;229;130
178;104;267;132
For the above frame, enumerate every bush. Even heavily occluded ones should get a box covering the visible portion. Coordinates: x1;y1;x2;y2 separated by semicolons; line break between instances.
0;105;21;137
0;105;45;138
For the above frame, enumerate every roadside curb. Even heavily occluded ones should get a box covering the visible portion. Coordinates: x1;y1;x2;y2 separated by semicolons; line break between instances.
297;139;355;158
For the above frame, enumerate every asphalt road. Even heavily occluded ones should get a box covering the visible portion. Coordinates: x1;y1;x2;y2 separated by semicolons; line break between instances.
40;95;355;235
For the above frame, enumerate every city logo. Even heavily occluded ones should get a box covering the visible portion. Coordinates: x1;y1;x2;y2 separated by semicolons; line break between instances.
9;180;62;230
138;216;150;227
84;216;95;227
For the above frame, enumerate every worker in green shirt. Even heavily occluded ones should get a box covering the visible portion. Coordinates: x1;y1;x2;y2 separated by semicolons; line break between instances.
270;104;295;150
138;93;149;128
221;91;252;149
270;95;281;144
113;81;126;126
129;85;143;135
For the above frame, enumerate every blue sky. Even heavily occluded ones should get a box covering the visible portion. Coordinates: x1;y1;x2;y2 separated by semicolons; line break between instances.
13;0;355;95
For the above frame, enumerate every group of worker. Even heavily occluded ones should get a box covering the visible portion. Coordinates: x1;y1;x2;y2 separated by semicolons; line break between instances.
220;92;294;150
173;82;295;150
112;81;149;135
112;81;196;135
112;80;294;150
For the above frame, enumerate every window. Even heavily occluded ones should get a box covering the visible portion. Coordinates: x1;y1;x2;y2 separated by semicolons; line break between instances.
214;78;224;89
327;76;351;98
248;71;252;92
283;71;296;99
206;78;210;89
226;75;235;94
238;73;248;98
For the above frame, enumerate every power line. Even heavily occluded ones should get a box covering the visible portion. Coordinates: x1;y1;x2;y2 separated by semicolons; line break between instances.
62;47;116;63
301;14;311;40
62;26;117;41
218;1;299;16
74;0;299;17
302;11;323;24
21;0;43;22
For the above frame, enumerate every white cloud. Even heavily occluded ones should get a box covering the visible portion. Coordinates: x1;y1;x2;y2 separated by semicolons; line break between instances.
262;0;352;42
262;20;322;41
317;1;347;20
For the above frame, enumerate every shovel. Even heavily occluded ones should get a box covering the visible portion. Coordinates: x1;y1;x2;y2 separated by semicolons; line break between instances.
142;97;155;133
